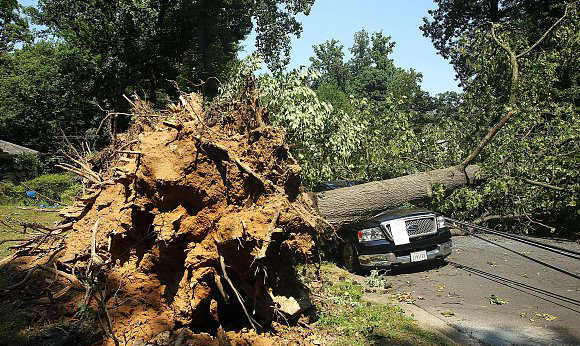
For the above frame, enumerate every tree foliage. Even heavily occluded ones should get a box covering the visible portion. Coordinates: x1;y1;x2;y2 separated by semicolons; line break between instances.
0;0;314;153
0;0;31;53
225;31;442;189
33;0;313;105
226;8;579;234
426;1;579;233
0;41;99;152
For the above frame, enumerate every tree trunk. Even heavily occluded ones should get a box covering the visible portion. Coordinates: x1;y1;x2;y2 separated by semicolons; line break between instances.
315;165;480;227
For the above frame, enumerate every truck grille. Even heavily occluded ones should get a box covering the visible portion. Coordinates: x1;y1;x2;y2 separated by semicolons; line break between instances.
405;218;436;238
382;215;437;240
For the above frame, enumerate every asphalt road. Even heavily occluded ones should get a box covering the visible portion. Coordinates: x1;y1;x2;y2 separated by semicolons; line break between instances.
361;234;580;346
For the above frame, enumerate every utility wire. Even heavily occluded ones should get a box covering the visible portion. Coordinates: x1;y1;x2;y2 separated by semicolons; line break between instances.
445;217;580;260
448;261;580;307
466;232;580;280
449;261;580;314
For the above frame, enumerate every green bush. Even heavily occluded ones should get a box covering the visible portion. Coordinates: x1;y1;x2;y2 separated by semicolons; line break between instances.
24;174;78;203
59;183;83;205
0;173;80;205
0;153;48;182
0;181;25;204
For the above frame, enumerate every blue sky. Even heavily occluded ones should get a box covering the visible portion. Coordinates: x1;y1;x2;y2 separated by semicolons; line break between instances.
240;0;461;95
19;0;460;95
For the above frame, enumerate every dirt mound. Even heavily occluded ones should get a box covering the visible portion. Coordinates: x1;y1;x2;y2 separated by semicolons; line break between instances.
33;85;320;344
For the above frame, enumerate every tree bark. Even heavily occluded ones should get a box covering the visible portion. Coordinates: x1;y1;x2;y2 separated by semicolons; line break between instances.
315;165;480;227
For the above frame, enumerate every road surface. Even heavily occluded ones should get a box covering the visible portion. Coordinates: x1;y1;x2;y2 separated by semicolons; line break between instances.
358;234;580;346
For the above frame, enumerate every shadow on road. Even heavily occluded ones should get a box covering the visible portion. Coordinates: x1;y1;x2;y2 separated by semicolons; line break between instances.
459;323;580;346
386;259;449;276
447;260;580;314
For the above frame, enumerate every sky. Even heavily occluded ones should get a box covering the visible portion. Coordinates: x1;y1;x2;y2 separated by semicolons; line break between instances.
19;0;460;95
239;0;462;95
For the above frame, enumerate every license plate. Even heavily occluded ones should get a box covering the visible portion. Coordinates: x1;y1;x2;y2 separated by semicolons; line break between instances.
410;250;427;262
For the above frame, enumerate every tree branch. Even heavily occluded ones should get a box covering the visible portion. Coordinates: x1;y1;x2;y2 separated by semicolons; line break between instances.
520;178;570;193
462;109;516;167
473;213;524;224
516;3;572;58
461;8;571;168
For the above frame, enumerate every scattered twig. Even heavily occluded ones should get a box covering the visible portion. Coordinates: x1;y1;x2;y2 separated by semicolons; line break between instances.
116;150;142;155
33;285;73;304
162;121;183;131
473;213;524;224
2;265;40;292
123;94;137;108
0;238;28;245
87;219;104;277
95;289;120;346
18;222;73;233
521;178;569;193
524;214;557;233
55;164;102;185
37;264;83;289
0;219;22;233
16;207;59;212
116;139;138;152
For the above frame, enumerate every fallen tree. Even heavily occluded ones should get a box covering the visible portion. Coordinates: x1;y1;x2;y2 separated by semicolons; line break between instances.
2;86;322;345
316;164;480;227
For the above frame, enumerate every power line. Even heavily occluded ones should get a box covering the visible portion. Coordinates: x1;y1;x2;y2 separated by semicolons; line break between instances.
448;261;580;314
445;217;580;260
467;232;580;280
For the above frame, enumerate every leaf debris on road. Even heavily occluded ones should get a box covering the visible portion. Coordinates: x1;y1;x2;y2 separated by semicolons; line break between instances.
440;310;455;317
489;293;509;305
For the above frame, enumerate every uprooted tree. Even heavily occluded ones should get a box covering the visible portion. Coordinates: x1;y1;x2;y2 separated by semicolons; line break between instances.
2;87;326;345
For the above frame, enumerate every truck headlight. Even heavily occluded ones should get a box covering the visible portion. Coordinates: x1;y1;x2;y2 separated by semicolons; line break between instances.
436;216;445;229
358;227;385;242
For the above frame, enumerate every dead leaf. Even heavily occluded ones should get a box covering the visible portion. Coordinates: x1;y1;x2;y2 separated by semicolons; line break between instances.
489;293;509;305
395;292;415;304
440;310;455;317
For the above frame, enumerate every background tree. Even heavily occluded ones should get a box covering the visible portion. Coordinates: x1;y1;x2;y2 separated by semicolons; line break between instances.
232;30;441;187
34;0;314;107
0;0;31;53
424;1;579;234
0;0;314;154
0;42;99;152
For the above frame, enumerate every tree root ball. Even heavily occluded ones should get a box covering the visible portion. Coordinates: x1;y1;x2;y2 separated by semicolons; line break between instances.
57;90;320;344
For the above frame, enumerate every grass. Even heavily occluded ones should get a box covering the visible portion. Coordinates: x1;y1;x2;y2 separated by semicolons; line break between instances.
0;205;82;346
0;204;63;298
0;205;62;258
309;264;451;346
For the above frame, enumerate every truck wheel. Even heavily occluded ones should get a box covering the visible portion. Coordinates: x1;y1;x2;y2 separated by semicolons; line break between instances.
341;242;361;273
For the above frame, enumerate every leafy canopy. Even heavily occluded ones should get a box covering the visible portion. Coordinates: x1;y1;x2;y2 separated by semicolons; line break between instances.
426;1;579;233
0;0;31;53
